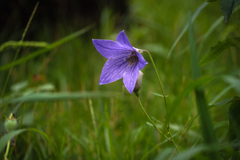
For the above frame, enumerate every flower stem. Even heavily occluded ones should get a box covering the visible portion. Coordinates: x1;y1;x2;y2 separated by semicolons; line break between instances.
137;97;171;141
4;141;10;160
142;50;179;153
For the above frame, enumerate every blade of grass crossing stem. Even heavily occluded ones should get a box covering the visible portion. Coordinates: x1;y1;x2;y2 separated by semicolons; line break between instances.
0;128;57;159
167;2;208;59
188;13;220;159
0;24;94;72
0;129;26;153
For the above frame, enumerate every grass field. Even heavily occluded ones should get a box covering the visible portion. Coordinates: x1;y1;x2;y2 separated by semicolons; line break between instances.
0;0;240;159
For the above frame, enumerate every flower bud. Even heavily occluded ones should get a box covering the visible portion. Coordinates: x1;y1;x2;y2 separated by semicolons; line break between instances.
4;113;18;133
134;71;144;96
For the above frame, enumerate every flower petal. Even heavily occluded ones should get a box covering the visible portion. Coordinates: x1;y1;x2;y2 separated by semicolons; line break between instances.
99;58;130;85
92;39;132;59
136;51;148;70
116;31;133;48
123;63;139;94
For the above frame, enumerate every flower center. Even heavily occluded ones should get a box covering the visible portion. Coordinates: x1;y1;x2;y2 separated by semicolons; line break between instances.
127;50;138;66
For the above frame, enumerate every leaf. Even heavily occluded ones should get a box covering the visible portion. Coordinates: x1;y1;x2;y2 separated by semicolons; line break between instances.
151;92;168;97
146;122;154;127
171;145;206;160
229;99;240;140
227;98;240;159
0;129;26;153
214;96;240;106
222;0;240;24
199;37;240;66
209;85;233;105
223;75;240;94
11;81;29;92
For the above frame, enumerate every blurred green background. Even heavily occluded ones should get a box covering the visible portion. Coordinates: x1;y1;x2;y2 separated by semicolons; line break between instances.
0;0;240;159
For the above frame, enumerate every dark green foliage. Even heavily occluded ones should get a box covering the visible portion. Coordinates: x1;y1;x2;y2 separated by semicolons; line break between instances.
229;97;240;142
0;0;240;159
228;97;240;159
221;0;240;24
199;37;240;66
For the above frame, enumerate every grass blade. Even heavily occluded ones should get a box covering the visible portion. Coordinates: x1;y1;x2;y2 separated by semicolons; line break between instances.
0;129;26;153
167;2;208;59
0;24;94;72
6;91;121;103
188;12;220;159
0;41;49;52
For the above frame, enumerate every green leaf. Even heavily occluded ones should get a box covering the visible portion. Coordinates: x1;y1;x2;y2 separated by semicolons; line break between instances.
171;145;206;160
151;92;168;97
11;81;29;92
228;99;240;141
209;85;233;105
0;129;26;153
223;75;240;94
199;38;240;66
222;0;240;24
0;128;57;158
146;122;154;127
214;96;240;106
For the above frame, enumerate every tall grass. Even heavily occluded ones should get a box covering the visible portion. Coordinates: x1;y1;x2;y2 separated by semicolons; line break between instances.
0;0;240;159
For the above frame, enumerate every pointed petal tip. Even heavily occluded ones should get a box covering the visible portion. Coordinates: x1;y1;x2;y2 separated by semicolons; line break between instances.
116;30;133;48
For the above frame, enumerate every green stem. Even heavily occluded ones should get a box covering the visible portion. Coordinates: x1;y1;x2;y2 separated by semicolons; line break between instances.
88;99;100;160
4;141;10;160
137;97;171;141
137;97;179;153
142;50;179;153
1;2;39;99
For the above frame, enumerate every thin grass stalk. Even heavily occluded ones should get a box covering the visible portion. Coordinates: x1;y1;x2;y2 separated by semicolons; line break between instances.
137;97;179;153
88;99;100;160
142;50;179;153
1;2;39;98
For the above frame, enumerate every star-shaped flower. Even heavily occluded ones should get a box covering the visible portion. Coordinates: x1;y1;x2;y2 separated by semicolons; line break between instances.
92;30;148;94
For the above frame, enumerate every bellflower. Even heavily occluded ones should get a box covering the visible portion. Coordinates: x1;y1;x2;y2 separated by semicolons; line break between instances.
92;31;148;94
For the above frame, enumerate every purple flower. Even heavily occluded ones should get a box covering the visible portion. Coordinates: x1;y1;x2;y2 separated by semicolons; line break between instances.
92;30;148;94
